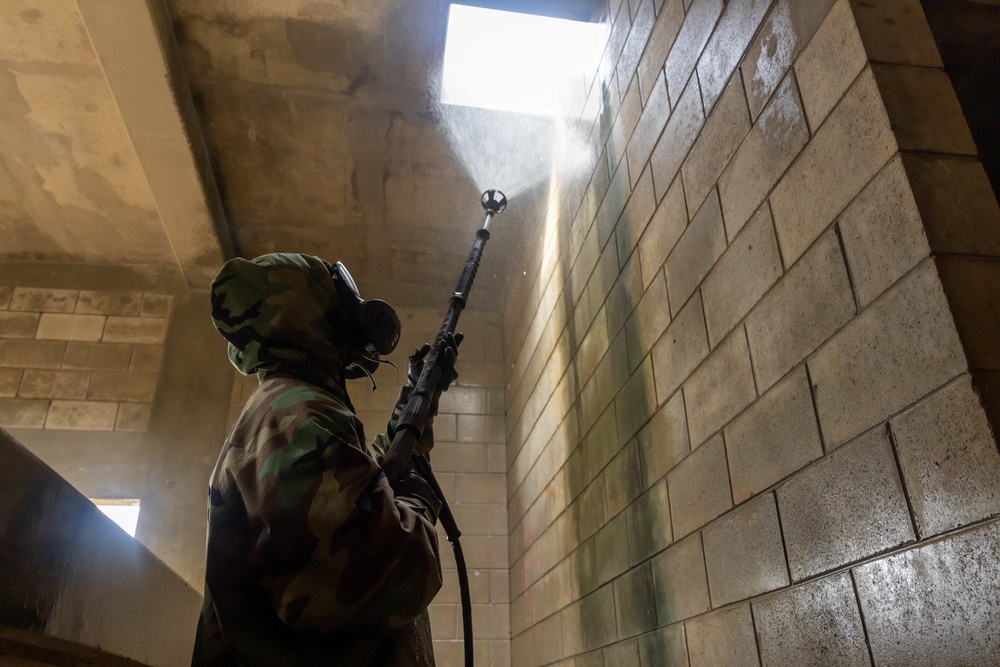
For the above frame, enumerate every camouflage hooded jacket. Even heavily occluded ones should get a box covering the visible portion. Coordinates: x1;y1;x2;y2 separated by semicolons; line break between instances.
193;253;441;667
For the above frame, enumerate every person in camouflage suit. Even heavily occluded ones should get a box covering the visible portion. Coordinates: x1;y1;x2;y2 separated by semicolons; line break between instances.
193;252;456;666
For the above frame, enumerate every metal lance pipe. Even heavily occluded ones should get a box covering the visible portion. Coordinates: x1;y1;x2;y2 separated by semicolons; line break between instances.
382;189;507;667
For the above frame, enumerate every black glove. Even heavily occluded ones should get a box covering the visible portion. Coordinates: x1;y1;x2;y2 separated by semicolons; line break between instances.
391;469;442;524
433;331;462;394
407;343;431;386
407;333;463;392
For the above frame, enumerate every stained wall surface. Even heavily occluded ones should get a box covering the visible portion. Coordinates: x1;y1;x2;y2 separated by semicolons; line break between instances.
502;0;1000;664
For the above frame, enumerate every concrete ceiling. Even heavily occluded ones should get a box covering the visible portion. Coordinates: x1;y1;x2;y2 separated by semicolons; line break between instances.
0;0;601;305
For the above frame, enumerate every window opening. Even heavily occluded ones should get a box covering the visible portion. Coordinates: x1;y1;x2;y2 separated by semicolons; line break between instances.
91;498;141;537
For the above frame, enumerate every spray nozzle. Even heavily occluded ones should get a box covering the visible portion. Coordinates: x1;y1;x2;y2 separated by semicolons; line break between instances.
481;189;507;215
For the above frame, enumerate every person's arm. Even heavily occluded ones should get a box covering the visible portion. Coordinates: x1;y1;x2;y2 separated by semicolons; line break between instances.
235;388;442;636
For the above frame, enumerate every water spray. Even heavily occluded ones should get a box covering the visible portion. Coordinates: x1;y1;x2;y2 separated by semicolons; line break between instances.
382;189;506;667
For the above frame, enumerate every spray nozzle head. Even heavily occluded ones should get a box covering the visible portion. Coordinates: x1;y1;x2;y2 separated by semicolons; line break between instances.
481;189;507;214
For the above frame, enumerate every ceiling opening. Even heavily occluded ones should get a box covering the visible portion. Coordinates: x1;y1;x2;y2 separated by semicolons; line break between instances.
440;3;607;118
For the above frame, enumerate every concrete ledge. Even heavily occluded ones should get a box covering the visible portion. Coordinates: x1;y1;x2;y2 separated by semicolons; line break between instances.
0;426;201;667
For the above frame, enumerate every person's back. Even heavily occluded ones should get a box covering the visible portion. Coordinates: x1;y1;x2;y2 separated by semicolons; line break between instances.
193;253;451;666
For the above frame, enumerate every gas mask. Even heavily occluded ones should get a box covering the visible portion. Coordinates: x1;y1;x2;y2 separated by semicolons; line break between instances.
327;261;400;379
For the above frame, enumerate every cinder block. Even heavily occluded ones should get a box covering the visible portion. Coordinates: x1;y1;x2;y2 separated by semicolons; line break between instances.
638;623;688;667
848;0;943;67
581;404;620;483
456;414;505;443
808;260;966;448
616;167;657;267
0;312;39;339
0;369;20;397
695;0;772;111
685;604;759;667
17;369;90;400
0;340;66;369
703;493;789;606
61;342;133;371
771;68;897;266
608;75;643;173
626;479;672;563
45;400;118;431
741;0;833;119
75;291;141;316
701;207;783;346
129;345;164;374
839;156;929;307
794;0;867;129
719;75;809;240
650;532;709;625
628;71;672;184
651;294;709;405
596;161;631;252
872;64;976;155
853;521;1000;665
777;427;914;580
102;317;168;345
753;572;870;667
604;639;640;667
605;439;644;518
667;434;731;538
637;174;686;290
663;0;723;100
462;536;508;569
581;584;617;650
439;386;489;415
637;390;689;486
650;78;704;201
616;358;657;444
618;0;656;113
614;564;657;639
682;76;751;214
607;255;644;344
116;402;152;432
596;510;630;586
625;273;671;371
683;328;756;447
901;153;1000;257
140;294;173;318
456;473;507;504
891;376;1000;538
637;0;684;106
88;372;158;403
725;367;823;503
9;288;77;313
432;441;488;473
0;286;11;309
0;398;49;428
665;190;726;313
745;230;854;392
35;314;107;342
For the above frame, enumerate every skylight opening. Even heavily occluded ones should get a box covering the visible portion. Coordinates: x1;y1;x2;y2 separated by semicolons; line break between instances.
440;4;608;118
92;498;141;537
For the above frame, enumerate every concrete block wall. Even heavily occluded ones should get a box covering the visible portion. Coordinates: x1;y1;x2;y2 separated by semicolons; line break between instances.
0;285;171;433
347;306;510;666
502;0;1000;664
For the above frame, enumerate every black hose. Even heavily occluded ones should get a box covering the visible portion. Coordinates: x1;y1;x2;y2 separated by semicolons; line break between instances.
414;456;473;666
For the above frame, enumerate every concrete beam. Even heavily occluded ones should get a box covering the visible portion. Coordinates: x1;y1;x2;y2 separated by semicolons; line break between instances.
74;0;234;290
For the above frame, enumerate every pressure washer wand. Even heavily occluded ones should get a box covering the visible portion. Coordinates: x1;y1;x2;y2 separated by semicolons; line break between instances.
383;188;507;484
381;190;506;667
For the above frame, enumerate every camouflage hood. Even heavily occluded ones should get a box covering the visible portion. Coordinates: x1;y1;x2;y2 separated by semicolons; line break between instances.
210;253;351;376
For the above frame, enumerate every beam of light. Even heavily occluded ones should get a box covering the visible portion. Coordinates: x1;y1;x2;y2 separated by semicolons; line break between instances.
441;4;607;119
